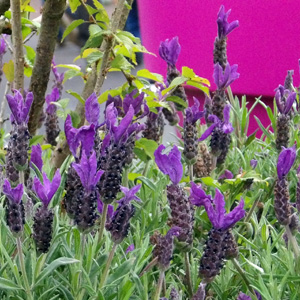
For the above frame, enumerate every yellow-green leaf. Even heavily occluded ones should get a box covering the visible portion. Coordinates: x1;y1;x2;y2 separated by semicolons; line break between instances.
3;60;14;83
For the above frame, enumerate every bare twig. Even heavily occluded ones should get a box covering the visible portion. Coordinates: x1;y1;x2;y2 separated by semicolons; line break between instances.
10;0;24;90
28;0;66;135
23;30;37;44
2;34;13;54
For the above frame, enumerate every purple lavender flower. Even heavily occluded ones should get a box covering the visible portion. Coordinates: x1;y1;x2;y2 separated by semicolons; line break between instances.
126;244;135;254
275;85;296;114
85;93;100;126
185;97;205;125
0;35;6;55
250;159;258;169
65;115;95;159
190;183;245;230
154;144;183;185
218;169;234;180
52;60;64;95
237;292;251;300
72;151;104;192
277;145;296;180
106;185;141;243
199;104;233;141
217;5;239;39
33;170;61;207
106;94;123;116
3;180;25;235
6;90;33;125
159;37;181;67
30;144;43;171
214;62;240;90
45;87;60;115
123;89;145;115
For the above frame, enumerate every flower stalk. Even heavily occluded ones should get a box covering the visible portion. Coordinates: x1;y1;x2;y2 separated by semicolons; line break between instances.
153;270;165;300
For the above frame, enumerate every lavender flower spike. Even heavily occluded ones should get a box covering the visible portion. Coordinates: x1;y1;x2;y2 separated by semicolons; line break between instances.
277;145;296;180
275;85;296;114
217;5;239;39
33;170;61;207
85;93;100;126
30;144;43;171
185;97;205;124
214;62;240;90
6;90;33;125
190;182;245;230
72;151;104;191
154;144;183;185
3;179;23;204
159;37;181;67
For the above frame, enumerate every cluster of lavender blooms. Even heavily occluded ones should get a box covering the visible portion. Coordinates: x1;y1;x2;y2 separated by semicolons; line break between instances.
3;91;61;253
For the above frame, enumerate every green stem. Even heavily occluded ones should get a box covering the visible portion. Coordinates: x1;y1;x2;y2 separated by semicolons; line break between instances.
142;160;150;176
285;225;300;259
19;170;24;185
99;243;118;289
81;233;86;258
139;256;158;277
122;167;129;188
189;164;193;182
98;203;108;244
232;258;258;300
184;252;193;296
17;237;33;300
153;270;164;300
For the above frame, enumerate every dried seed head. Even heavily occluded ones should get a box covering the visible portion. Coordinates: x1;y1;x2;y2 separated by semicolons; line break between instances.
194;143;213;178
274;178;291;225
33;206;54;253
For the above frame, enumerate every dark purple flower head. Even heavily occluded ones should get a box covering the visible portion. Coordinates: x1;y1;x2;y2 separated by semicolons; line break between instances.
277;145;296;180
275;85;296;114
199;104;233;141
154;144;183;185
218;169;233;180
250;159;258;169
106;94;123;116
52;60;64;85
85;93;100;126
106;103;134;143
159;36;181;67
33;170;61;207
190;182;245;230
217;5;239;39
6;89;33;125
72;150;104;191
0;35;6;55
30;144;43;171
45;87;60;115
3;179;23;204
185;97;205;124
126;244;135;254
65;115;95;159
214;62;240;90
123;89;145;115
117;184;141;206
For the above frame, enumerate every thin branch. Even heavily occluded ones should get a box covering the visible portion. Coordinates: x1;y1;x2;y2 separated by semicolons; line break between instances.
2;34;13;54
28;0;66;135
23;30;37;44
10;0;24;90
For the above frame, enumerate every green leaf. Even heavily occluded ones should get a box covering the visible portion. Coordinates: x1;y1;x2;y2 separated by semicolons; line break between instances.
201;177;221;188
186;80;209;95
92;0;109;24
63;69;83;82
166;96;188;109
34;257;79;288
0;277;21;290
30;135;44;146
134;176;157;191
161;76;188;96
254;116;273;140
135;138;158;160
66;90;85;105
69;0;81;13
57;98;70;109
110;54;133;71
70;111;81;128
244;130;258;147
106;259;134;285
3;60;14;83
82;32;104;53
62;19;85;42
137;69;164;83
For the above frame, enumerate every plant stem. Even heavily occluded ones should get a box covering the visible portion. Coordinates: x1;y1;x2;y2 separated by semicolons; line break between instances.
122;167;129;188
99;243;117;289
81;233;86;257
153;270;164;300
189;164;193;182
98;203;108;244
142;160;150;176
139;256;158;277
285;225;300;259
232;258;258;300
17;237;33;300
184;252;193;296
11;0;24;90
19;170;24;184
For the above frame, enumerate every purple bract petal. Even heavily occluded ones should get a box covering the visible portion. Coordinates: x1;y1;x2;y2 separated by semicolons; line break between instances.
3;179;23;204
250;159;258;169
126;244;135;254
283;91;296;114
214;62;240;90
237;292;252;300
64;115;79;158
123;90;145;115
30;144;43;171
277;145;297;180
198;123;217;141
154;145;183;185
222;198;245;229
185;97;205;124
190;182;212;206
77;124;96;157
0;36;6;55
166;226;181;238
106;94;123;116
159;37;181;67
217;5;239;39
118;184;141;206
218;169;234;180
85;93;100;126
46;87;60;114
